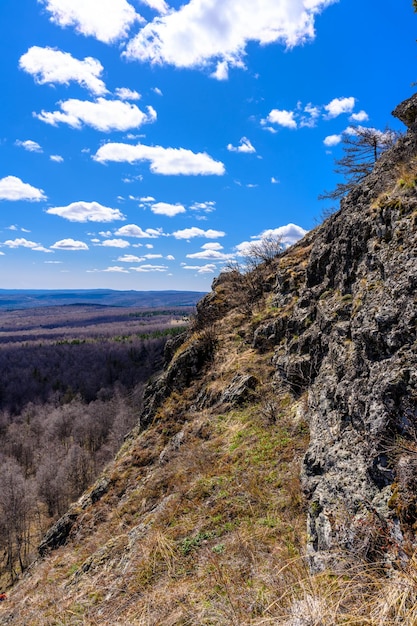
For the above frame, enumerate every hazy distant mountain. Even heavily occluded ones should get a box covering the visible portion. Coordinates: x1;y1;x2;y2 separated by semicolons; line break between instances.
0;289;207;310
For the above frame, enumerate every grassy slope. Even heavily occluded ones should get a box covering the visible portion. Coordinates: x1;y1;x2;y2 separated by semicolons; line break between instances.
1;168;417;623
0;242;312;625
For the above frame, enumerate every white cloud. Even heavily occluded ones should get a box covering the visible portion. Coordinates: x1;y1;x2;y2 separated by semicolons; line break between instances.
324;96;355;118
15;139;43;153
211;61;229;81
0;176;46;202
271;177;280;184
115;87;141;100
202;242;223;250
100;238;130;247
152;87;163;96
36;98;157;132
323;134;342;147
103;266;129;272
186;249;232;260
117;254;145;262
190;201;216;212
94;142;225;175
300;102;321;127
46;201;125;222
183;263;217;274
172;227;225;239
50;238;89;250
39;0;142;43
139;0;169;14
50;154;64;162
151;202;186;216
115;224;162;238
19;46;107;95
349;110;369;122
227;137;256;153
2;237;51;252
7;225;31;233
262;223;308;246
265;109;297;129
140;196;156;202
236;223;307;255
124;0;335;72
129;264;168;272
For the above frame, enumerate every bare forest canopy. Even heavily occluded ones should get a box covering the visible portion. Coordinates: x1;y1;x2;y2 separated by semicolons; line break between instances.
0;289;206;311
0;303;193;584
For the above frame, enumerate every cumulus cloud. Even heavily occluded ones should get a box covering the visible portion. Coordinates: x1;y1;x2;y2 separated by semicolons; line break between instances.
2;238;50;252
50;154;64;162
36;98;157;132
99;238;130;247
0;176;46;201
50;238;89;250
117;254;145;262
264;109;297;129
227;137;256;153
172;227;225;239
15;139;43;153
190;201;216;212
46;201;125;222
139;0;169;13
300;103;321;128
324;96;355;118
323;134;342;147
115;224;162;238
115;87;141;100
129;264;168;272
39;0;142;43
103;266;129;272
124;0;336;73
202;242;223;250
211;61;229;81
150;202;186;216
19;46;107;95
350;110;369;122
186;249;232;260
94;142;225;175
182;263;217;273
236;223;307;255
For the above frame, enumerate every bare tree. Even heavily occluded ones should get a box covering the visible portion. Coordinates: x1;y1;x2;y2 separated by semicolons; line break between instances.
320;126;400;201
0;459;34;581
243;233;283;269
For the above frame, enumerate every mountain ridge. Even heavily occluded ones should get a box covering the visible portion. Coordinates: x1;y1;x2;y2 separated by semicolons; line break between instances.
1;94;416;624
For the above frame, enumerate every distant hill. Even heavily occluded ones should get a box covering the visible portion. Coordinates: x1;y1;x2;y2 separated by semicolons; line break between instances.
0;289;207;310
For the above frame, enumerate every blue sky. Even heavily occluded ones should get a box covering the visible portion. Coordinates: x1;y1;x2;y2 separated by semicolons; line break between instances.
0;0;415;291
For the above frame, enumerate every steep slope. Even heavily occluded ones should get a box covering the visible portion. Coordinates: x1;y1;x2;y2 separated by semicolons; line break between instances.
0;95;416;624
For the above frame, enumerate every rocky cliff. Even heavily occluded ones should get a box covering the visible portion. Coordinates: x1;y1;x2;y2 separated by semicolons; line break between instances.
0;96;416;624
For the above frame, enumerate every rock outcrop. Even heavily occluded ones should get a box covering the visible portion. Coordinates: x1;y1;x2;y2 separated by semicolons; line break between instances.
272;95;417;569
1;95;416;624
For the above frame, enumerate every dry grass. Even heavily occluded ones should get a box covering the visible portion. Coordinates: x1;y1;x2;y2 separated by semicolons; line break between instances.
1;232;416;625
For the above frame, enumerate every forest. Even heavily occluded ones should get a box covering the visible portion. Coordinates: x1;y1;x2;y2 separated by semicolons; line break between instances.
0;303;192;585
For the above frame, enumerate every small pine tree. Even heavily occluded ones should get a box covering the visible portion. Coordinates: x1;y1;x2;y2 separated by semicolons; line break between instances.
320;126;400;201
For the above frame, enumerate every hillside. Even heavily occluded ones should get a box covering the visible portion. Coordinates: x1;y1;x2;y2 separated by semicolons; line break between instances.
0;95;416;624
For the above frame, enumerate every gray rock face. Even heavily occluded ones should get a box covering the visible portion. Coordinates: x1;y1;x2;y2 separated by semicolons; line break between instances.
392;92;417;128
269;121;417;570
